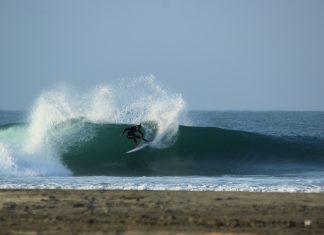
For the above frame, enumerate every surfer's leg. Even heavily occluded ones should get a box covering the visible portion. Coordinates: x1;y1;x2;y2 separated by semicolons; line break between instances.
134;135;143;145
133;137;138;145
127;135;137;145
134;134;149;142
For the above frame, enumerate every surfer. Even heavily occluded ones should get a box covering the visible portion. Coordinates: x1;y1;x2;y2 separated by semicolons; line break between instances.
122;124;149;145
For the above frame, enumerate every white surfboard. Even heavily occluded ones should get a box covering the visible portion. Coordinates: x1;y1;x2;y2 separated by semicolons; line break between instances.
126;142;150;154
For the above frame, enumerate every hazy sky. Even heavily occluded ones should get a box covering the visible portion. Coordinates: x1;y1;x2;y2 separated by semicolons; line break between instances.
0;0;323;110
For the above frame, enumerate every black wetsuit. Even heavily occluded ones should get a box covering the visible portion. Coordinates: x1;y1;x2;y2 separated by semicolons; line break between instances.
123;126;149;145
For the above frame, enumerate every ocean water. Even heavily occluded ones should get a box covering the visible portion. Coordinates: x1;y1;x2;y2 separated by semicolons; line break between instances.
0;78;323;192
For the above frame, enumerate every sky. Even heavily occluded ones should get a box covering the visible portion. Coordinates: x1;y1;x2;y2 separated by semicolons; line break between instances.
0;0;323;111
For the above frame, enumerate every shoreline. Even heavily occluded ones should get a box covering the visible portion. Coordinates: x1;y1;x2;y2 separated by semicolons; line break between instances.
0;190;323;234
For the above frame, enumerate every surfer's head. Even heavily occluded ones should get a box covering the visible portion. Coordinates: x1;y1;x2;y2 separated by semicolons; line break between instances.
136;124;142;129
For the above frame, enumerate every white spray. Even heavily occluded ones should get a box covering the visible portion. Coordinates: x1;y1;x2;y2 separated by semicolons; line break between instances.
0;76;186;176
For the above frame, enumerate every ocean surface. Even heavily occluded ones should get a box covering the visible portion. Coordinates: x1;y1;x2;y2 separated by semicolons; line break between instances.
0;80;323;192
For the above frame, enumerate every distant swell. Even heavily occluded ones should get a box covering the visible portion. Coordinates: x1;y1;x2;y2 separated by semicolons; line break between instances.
61;123;324;176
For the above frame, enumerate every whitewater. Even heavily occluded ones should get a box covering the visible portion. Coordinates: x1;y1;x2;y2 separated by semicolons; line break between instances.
0;76;324;192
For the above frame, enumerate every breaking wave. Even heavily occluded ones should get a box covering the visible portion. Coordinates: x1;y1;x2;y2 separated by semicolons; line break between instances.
0;76;323;176
0;76;185;176
1;121;324;176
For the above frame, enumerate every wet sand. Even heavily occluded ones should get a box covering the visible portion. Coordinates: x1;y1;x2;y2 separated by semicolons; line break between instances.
0;190;323;235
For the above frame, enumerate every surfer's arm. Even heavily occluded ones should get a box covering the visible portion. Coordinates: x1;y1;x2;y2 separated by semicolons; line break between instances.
137;129;144;137
122;128;129;135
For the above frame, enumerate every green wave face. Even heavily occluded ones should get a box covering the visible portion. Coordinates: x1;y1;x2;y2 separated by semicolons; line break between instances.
61;123;324;176
1;121;323;176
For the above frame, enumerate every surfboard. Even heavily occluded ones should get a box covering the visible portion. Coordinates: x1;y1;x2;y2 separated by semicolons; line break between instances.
126;142;150;154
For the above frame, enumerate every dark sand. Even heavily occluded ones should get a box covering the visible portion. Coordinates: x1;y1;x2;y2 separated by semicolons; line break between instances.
0;190;323;235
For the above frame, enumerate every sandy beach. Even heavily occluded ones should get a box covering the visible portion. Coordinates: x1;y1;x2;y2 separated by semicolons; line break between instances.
0;190;323;234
